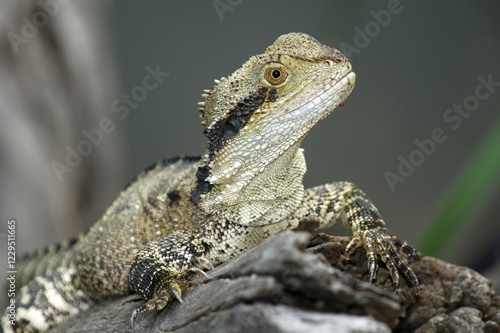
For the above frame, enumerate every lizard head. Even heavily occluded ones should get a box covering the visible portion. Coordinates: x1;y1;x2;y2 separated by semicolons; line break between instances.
191;32;356;211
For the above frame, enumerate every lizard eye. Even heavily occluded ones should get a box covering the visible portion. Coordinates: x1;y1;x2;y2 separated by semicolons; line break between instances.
265;67;288;85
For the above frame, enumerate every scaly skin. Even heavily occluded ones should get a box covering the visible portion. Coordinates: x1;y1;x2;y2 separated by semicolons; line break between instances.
1;32;418;333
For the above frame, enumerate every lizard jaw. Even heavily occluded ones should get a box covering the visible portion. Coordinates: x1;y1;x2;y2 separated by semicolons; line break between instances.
280;70;356;123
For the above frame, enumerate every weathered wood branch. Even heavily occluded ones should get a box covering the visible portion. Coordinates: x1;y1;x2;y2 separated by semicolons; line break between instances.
49;231;499;333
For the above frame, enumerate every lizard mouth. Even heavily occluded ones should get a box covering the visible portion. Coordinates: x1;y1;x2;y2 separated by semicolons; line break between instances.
342;71;356;87
334;71;356;106
280;69;356;122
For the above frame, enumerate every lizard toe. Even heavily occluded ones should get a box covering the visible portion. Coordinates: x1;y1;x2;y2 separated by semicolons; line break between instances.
194;256;214;271
347;228;419;294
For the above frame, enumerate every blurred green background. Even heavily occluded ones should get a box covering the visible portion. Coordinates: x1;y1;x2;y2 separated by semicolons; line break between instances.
0;0;499;307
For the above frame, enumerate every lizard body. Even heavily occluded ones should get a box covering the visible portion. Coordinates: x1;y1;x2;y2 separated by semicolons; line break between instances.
1;32;418;332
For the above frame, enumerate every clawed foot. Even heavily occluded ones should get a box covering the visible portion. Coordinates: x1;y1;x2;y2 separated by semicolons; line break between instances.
130;279;184;330
345;228;420;294
129;255;213;331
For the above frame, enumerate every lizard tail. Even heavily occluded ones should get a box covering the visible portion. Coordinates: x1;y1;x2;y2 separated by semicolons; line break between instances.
15;237;82;289
2;264;94;333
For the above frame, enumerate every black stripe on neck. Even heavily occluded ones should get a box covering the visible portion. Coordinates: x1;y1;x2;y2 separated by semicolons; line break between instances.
191;87;269;204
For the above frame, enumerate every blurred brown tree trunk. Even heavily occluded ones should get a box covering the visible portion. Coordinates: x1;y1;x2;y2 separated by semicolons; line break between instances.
0;0;124;308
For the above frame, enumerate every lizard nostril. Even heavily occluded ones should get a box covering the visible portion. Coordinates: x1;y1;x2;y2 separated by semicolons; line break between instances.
333;52;346;64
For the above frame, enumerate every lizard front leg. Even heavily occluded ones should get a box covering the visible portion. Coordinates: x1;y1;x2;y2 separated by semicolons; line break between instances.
301;181;419;293
128;229;212;327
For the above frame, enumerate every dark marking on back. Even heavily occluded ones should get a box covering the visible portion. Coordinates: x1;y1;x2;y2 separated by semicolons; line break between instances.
167;190;181;206
191;163;213;204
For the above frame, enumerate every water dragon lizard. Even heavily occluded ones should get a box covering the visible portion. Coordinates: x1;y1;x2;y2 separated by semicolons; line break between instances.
1;32;419;332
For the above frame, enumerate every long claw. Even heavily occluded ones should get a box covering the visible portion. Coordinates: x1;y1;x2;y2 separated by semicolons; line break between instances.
347;228;419;294
196;257;214;271
171;283;184;304
130;301;153;331
368;258;378;282
131;308;140;332
190;267;209;278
